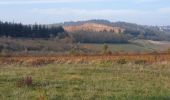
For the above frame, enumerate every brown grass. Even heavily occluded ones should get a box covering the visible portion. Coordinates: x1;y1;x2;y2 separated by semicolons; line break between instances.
0;53;170;66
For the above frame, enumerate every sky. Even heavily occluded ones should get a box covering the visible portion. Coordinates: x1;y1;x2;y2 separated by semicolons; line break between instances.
0;0;169;25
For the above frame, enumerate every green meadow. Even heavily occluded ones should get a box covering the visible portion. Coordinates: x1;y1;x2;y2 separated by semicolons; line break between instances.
1;62;170;100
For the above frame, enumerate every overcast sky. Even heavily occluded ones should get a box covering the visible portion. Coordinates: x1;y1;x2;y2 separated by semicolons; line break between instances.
0;0;169;25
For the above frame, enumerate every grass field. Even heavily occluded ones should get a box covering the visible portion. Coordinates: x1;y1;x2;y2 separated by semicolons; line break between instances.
80;39;170;54
1;55;170;100
1;38;170;55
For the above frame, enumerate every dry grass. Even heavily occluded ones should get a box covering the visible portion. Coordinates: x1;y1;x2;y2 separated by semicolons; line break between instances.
0;53;170;66
1;53;170;99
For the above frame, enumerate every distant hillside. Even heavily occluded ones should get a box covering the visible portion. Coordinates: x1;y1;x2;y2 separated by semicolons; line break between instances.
64;23;125;34
62;21;128;43
62;19;112;26
158;26;170;33
1;20;170;44
51;19;170;41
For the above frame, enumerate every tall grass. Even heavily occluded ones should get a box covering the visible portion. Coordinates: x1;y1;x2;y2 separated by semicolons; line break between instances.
1;62;170;100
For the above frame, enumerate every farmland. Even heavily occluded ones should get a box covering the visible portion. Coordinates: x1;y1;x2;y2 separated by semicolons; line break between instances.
1;1;170;99
1;37;170;55
1;54;170;100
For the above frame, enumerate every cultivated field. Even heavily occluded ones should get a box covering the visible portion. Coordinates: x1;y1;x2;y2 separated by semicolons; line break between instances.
1;54;170;100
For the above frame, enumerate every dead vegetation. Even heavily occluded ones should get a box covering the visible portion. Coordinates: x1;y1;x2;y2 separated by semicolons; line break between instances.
0;53;170;66
17;76;33;87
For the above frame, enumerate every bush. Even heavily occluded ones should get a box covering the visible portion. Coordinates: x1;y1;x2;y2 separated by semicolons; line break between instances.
102;44;113;55
98;60;113;67
106;50;112;55
134;60;147;65
17;76;33;87
167;48;170;53
26;59;55;66
103;44;109;53
69;48;78;56
117;59;127;64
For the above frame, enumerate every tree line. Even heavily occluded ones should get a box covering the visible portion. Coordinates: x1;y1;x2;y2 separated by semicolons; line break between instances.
0;21;67;38
70;31;128;43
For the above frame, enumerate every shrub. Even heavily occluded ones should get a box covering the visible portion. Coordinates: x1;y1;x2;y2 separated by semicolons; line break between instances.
69;44;80;56
134;60;147;65
167;48;170;53
17;76;33;87
117;59;127;64
69;48;78;56
150;51;158;55
26;59;55;66
38;96;45;100
99;60;113;67
103;44;109;53
106;50;112;55
102;44;112;55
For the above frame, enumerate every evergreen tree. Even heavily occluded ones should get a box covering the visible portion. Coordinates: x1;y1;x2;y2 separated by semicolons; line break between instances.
0;21;66;38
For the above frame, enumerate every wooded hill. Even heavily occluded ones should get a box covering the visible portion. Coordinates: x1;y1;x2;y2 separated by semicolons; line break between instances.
1;20;170;43
53;19;170;41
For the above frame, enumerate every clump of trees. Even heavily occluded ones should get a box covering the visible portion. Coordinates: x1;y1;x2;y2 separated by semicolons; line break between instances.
103;44;109;54
70;31;128;43
166;48;170;53
0;21;67;38
102;44;112;55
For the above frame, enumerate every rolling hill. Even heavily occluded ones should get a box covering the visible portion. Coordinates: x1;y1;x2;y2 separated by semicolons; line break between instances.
51;19;170;41
1;19;170;44
64;23;125;34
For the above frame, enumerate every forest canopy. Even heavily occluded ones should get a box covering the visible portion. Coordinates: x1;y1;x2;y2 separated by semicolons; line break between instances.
0;21;67;38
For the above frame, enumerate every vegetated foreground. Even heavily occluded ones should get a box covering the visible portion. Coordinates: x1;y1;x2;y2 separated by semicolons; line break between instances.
1;53;170;65
1;54;170;100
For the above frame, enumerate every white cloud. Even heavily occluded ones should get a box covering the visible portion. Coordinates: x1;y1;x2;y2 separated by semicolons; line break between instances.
36;8;146;19
32;8;148;17
158;7;170;13
31;8;170;25
0;0;169;25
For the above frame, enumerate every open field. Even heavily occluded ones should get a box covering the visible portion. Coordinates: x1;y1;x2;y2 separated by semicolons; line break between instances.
1;38;170;55
1;54;170;100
